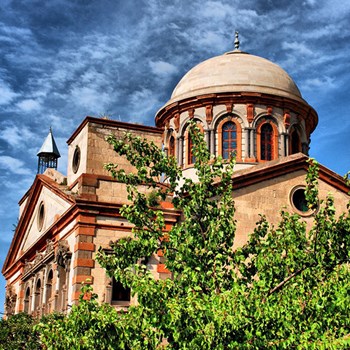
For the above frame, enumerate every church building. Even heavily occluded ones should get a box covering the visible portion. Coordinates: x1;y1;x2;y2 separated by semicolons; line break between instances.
2;35;349;317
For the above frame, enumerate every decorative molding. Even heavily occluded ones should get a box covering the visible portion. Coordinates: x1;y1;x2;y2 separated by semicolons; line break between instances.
247;104;254;124
174;113;180;132
225;102;233;114
284;110;291;128
205;105;213;125
22;239;55;280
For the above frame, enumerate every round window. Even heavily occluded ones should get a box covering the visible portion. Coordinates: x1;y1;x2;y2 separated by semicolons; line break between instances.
37;202;45;231
72;146;81;174
290;186;316;216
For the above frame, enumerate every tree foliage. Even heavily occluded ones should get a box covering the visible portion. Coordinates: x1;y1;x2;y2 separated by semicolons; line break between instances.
0;313;42;350
38;121;350;349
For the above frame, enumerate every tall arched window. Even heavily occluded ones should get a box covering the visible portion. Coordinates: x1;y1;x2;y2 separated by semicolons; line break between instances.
188;133;195;165
217;116;242;161
45;270;53;313
222;121;237;159
169;135;175;158
34;279;41;311
290;129;301;154
185;122;204;166
24;287;30;313
260;123;274;161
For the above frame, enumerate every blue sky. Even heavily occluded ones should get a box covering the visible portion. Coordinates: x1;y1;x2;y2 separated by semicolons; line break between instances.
0;0;349;313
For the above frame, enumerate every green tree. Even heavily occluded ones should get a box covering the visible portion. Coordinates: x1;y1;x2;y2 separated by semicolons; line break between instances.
0;313;42;350
38;121;350;349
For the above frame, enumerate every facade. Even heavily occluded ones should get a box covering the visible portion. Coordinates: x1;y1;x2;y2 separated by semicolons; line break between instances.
2;40;349;317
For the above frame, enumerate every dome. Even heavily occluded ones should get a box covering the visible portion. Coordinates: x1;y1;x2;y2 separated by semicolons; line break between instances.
168;50;303;105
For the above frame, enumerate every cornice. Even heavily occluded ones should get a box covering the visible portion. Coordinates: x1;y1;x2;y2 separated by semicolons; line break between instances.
155;92;318;133
67;116;163;145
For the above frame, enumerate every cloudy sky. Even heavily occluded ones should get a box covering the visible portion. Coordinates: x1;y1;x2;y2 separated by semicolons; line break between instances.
0;0;350;312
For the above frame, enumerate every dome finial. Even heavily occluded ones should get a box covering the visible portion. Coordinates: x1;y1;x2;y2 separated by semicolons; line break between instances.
234;31;240;50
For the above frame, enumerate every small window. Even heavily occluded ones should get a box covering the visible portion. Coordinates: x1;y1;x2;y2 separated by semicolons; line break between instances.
112;277;130;302
72;146;81;174
37;202;45;231
290;186;316;216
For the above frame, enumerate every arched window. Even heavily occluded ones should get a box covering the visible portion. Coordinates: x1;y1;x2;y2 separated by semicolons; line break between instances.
260;124;274;160
217;116;242;161
188;133;195;165
24;287;30;313
168;135;175;158
185;122;204;166
290;129;301;154
45;270;53;313
222;121;237;159
257;121;278;161
34;279;41;311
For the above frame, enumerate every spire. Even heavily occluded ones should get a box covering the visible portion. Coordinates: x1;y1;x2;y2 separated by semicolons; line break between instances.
37;128;61;174
234;31;240;50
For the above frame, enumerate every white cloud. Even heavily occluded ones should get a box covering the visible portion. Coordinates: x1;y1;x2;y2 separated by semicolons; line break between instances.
0;79;18;105
303;76;335;90
282;41;313;56
128;88;162;123
0;156;32;175
0;123;37;148
149;61;178;77
70;86;113;112
199;1;235;19
17;98;41;112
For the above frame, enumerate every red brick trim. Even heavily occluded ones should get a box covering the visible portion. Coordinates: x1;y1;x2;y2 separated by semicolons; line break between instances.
74;242;95;252
74;259;95;268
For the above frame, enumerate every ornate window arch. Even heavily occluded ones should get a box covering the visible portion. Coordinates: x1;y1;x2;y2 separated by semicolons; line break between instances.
217;116;242;161
184;121;204;166
257;120;279;161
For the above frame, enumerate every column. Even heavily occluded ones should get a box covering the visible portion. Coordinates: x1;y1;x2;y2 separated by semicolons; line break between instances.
244;128;250;158
210;129;215;156
250;128;255;159
177;136;183;166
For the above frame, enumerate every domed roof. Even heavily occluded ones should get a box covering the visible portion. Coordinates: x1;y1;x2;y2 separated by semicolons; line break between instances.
168;50;303;105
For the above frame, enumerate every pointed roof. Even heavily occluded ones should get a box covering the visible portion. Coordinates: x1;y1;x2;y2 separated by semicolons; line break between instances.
37;128;61;157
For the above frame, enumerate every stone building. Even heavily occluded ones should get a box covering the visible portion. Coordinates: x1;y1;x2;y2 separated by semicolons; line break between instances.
2;38;349;317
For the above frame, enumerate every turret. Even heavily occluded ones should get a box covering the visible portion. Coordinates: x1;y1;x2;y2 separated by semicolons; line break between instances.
37;128;61;174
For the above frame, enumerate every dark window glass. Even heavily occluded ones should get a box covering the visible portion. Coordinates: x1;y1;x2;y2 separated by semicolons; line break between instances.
169;136;175;157
112;277;130;302
292;188;309;212
261;124;274;160
72;146;81;174
291;130;301;154
222;122;237;159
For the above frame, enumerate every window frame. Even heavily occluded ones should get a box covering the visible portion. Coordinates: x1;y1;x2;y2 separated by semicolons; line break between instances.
256;120;279;162
217;117;242;161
